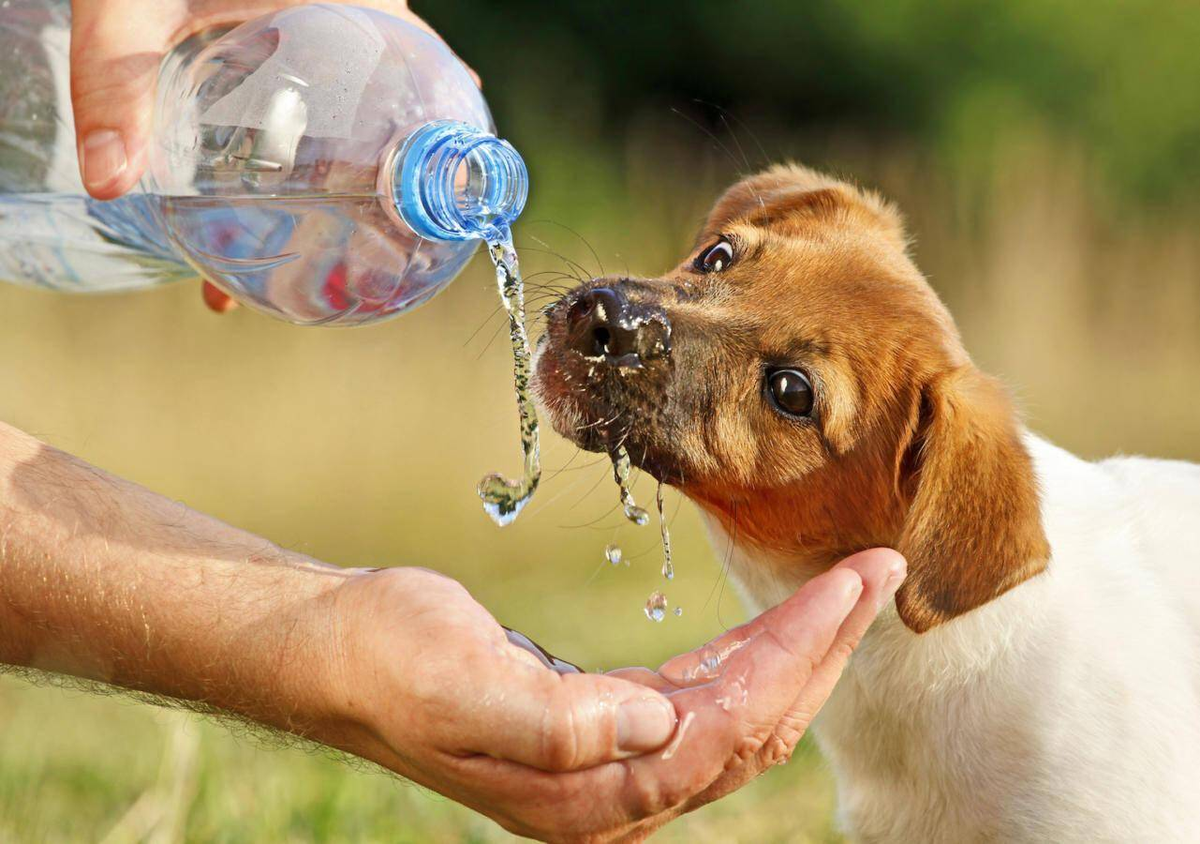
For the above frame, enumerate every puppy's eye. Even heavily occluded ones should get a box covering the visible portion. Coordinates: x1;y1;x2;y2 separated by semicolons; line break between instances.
766;368;814;418
695;239;734;273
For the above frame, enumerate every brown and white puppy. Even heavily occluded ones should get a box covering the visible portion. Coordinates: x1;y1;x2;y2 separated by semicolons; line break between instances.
532;165;1200;842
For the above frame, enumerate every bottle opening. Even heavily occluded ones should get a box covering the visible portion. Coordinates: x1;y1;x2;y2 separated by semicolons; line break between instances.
391;121;528;242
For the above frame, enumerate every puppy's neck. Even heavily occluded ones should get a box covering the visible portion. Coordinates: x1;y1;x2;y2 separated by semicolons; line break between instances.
694;504;884;616
685;449;909;596
697;502;1054;684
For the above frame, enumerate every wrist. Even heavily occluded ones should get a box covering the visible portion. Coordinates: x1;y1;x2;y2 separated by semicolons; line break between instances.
176;552;363;740
298;566;445;772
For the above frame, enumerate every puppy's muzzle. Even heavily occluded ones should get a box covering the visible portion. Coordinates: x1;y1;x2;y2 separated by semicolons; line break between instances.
565;286;671;369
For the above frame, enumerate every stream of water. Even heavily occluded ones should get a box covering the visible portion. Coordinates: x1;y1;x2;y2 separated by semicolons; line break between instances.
476;232;542;526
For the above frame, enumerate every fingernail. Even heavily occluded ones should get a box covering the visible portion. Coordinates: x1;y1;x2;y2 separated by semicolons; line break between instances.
879;556;908;610
80;130;128;193
617;696;677;753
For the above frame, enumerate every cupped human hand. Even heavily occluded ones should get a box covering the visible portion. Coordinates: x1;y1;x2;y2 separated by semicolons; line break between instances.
314;549;905;842
68;0;474;312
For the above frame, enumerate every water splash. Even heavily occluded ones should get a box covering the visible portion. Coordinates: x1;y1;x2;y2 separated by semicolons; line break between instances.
477;232;541;525
611;445;649;526
678;640;753;682
656;481;674;581
644;590;668;622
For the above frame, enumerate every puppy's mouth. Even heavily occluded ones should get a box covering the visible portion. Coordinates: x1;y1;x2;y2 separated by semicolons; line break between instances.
533;279;687;484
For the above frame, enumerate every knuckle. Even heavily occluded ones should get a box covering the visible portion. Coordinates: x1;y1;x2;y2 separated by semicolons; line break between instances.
625;767;685;818
825;637;860;667
729;716;786;770
731;735;762;768
69;57;161;126
758;733;793;768
539;689;582;771
774;715;808;748
71;73;148;116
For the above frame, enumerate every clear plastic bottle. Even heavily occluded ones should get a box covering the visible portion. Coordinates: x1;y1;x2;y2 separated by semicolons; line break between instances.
0;1;527;325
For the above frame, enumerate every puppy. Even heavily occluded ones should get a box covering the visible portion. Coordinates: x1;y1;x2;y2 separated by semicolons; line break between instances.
532;165;1200;842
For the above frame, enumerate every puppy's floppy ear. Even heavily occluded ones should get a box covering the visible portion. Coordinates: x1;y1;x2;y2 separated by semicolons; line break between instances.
894;366;1050;633
703;163;908;253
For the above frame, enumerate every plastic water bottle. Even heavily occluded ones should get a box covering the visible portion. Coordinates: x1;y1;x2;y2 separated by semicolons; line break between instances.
0;1;528;326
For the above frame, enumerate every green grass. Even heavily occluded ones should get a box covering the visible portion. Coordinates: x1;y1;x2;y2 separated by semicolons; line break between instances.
0;678;843;842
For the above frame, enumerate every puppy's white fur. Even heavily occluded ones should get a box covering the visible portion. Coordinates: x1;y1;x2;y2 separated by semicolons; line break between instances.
706;433;1200;842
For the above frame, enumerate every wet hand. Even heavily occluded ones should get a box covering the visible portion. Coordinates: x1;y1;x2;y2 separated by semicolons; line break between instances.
315;549;905;841
68;0;477;313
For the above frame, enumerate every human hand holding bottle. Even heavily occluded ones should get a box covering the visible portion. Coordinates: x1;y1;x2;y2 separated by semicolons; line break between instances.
68;0;477;312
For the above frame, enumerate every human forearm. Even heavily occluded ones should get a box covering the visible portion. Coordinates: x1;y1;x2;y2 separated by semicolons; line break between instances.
0;421;348;734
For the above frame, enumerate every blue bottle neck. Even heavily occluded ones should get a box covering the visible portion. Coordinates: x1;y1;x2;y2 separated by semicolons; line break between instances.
390;121;528;242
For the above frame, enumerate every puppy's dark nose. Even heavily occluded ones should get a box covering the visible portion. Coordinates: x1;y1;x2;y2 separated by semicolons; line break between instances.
566;286;671;367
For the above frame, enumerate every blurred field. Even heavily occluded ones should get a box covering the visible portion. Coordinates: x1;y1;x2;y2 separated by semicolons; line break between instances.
3;1;1200;841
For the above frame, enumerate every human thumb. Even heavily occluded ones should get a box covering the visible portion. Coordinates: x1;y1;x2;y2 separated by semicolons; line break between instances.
69;0;175;199
469;666;678;772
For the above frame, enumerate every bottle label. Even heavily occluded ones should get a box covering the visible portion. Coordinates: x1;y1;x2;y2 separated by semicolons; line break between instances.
0;196;84;289
0;194;185;292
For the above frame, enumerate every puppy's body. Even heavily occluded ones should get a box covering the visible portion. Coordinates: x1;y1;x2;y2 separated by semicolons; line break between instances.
710;435;1200;842
532;163;1200;840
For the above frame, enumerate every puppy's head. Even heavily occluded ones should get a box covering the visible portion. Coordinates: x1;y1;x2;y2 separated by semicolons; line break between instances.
533;164;1049;632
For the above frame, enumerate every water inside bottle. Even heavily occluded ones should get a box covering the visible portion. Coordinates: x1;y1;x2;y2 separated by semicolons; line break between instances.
477;232;542;525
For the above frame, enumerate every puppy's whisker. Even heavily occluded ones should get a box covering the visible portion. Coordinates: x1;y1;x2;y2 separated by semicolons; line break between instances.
510;245;588;282
524;238;594;284
575;409;625;433
521;270;579;287
547;454;609;475
693;99;771;173
541;445;584;484
525;458;608;519
530;238;596;283
566;462;618;513
475;318;511;360
526;218;607;277
670;105;747;178
461;304;504;348
557;500;625;530
702;499;737;628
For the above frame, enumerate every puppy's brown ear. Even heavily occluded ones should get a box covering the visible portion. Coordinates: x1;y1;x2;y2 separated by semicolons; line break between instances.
703;164;907;252
894;366;1050;633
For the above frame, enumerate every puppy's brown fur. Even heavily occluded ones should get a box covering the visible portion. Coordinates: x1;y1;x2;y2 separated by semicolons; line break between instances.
534;164;1050;631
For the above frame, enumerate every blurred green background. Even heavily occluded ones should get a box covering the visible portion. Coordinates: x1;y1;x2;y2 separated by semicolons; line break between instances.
2;0;1200;841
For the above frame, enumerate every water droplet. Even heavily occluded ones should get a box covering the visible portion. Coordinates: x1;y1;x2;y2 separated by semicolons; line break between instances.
611;447;649;527
624;504;650;526
674;607;683;617
479;475;533;526
604;544;623;566
644;591;668;623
